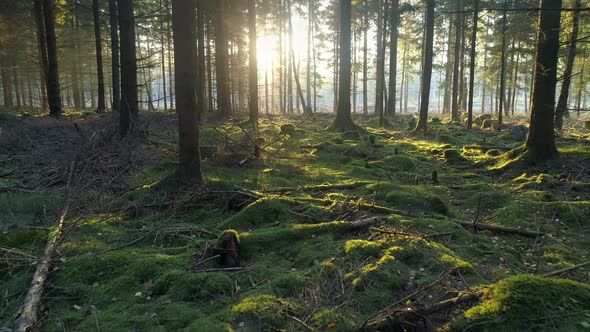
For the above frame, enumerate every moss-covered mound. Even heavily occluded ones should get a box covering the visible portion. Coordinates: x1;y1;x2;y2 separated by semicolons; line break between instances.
452;275;590;331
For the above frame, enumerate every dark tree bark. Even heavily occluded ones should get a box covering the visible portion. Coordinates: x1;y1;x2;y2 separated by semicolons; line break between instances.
555;0;581;130
33;0;48;113
43;0;62;117
206;20;214;111
387;0;399;116
362;0;368;115
248;0;259;125
467;0;480;129
118;0;138;136
196;0;206;117
525;0;562;163
159;0;167;111
498;0;508;130
415;0;434;131
109;0;120;112
375;0;385;125
215;0;231;117
443;18;452;114
451;0;463;121
172;0;202;185
93;0;106;112
330;0;356;131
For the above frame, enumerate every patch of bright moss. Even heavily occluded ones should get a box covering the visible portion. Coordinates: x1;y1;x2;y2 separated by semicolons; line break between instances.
453;275;590;331
231;294;301;329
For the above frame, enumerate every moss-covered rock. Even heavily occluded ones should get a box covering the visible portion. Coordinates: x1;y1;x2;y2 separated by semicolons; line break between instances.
443;148;466;163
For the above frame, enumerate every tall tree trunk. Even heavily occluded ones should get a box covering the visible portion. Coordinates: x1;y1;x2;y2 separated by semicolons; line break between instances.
443;18;452;114
576;53;585;117
248;0;259;125
362;1;368;115
306;0;313;110
387;0;399;116
196;0;206;117
165;0;174;109
555;0;581;130
415;0;434;131
34;0;48;113
43;0;62;117
330;0;355;131
467;0;480;129
511;43;520;116
525;0;562;163
451;0;463;121
118;0;138;135
375;0;385;124
172;0;202;185
158;0;167;111
206;20;214;111
93;0;106;112
214;0;231;117
12;60;21;109
498;0;508;130
109;0;121;112
278;0;284;114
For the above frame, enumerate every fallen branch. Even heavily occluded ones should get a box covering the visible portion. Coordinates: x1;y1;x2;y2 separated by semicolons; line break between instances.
13;159;76;332
542;261;590;278
192;267;248;273
452;219;544;238
260;182;368;193
350;217;380;229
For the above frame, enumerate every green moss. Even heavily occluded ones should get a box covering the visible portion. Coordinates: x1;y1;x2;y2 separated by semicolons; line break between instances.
220;197;294;230
380;155;416;171
152;270;231;301
443;148;466;163
310;308;356;331
231;295;301;329
453;275;590;331
385;188;448;215
270;273;307;296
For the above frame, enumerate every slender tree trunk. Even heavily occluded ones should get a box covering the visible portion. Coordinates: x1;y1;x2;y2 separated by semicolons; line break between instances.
375;0;385;124
248;0;259;126
511;43;520;116
93;0;106;112
306;0;313;109
387;0;399;116
214;0;231;117
330;0;355;131
196;0;206;117
165;0;174;109
171;0;202;185
362;1;368;115
109;0;120;112
467;0;480;129
415;0;434;131
43;0;62;117
576;53;585;117
525;0;562;163
498;0;508;130
443;18;452;114
206;20;214;111
451;0;463;121
555;0;581;130
158;0;167;111
118;0;138;135
34;0;48;113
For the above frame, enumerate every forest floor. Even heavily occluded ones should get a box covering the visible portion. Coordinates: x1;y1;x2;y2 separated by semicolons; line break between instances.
1;110;590;331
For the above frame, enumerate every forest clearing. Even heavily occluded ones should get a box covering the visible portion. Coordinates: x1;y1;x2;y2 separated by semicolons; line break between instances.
1;0;590;331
